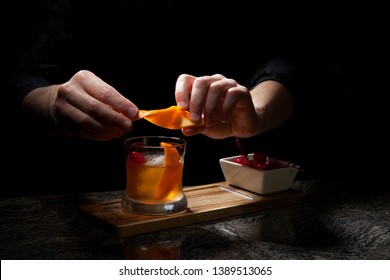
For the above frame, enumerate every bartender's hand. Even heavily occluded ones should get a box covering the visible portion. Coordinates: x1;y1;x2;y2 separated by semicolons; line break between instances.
22;70;139;141
175;74;293;139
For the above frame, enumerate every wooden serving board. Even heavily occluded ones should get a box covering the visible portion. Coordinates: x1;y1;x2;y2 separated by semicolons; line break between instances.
78;181;304;238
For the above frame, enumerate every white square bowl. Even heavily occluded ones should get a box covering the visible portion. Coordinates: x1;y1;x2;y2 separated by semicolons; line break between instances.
219;153;299;195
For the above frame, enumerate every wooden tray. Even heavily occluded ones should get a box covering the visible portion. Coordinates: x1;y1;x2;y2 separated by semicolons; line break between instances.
78;181;304;238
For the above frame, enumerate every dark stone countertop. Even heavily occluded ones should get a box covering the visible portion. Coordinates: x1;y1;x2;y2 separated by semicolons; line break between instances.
1;179;389;260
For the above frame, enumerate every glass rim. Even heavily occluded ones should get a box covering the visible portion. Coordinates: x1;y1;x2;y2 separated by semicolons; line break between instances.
124;135;186;148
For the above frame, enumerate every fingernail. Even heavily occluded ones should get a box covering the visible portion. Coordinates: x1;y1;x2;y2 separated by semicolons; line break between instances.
177;101;187;109
190;112;199;121
123;119;132;130
128;107;138;118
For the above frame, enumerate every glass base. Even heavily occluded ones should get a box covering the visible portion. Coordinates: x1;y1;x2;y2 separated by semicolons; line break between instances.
121;195;188;216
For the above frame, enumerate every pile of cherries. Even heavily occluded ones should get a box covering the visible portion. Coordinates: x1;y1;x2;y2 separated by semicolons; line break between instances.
232;138;299;171
233;150;274;170
232;138;273;170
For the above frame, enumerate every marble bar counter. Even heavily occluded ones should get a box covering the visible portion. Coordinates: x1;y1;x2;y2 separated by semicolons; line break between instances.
1;179;389;260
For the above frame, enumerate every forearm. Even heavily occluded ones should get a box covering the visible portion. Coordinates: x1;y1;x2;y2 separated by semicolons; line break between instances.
250;80;293;134
21;85;60;137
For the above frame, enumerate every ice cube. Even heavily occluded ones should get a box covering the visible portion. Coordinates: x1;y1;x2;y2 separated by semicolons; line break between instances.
144;154;165;167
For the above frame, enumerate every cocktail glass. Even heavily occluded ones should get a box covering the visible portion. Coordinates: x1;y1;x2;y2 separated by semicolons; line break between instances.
121;136;188;215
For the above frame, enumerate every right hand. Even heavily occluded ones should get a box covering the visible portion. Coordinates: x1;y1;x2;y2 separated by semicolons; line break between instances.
22;70;139;141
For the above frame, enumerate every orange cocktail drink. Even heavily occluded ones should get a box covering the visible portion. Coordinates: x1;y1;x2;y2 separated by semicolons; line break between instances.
122;136;187;215
125;148;184;203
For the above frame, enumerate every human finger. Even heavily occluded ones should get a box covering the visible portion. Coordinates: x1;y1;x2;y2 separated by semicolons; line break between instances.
203;78;239;125
53;99;129;140
219;84;251;123
69;70;139;119
188;74;226;122
59;71;136;131
175;74;196;109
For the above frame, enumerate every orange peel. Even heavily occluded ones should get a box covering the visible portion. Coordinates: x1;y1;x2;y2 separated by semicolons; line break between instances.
155;142;183;199
136;105;203;129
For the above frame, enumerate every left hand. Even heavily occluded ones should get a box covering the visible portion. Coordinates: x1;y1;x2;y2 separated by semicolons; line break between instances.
175;74;259;139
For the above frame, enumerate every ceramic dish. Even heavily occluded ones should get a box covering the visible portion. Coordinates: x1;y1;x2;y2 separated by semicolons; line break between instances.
219;153;299;195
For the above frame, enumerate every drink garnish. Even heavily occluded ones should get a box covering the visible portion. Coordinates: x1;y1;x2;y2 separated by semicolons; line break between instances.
234;138;302;171
155;142;183;200
135;105;204;129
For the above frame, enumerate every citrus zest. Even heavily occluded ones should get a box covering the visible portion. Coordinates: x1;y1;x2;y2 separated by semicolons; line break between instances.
137;105;203;129
154;142;183;200
160;142;181;167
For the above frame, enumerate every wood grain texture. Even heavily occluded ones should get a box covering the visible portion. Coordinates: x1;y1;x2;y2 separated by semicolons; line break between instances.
78;182;304;238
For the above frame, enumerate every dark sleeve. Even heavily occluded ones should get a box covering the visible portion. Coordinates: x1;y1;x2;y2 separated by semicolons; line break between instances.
248;58;299;92
4;0;73;105
245;56;345;180
248;56;343;113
